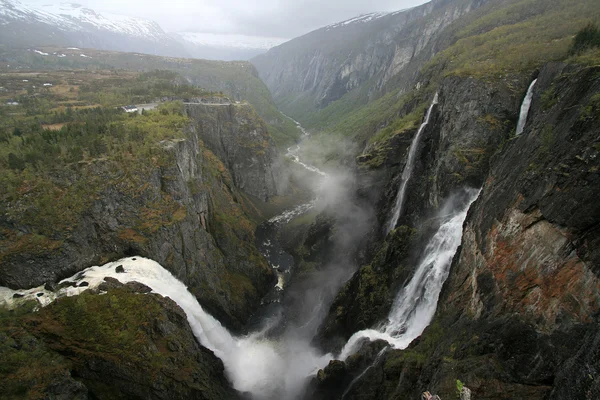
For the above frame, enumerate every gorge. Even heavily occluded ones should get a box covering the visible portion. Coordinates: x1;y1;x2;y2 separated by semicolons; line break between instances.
1;0;600;399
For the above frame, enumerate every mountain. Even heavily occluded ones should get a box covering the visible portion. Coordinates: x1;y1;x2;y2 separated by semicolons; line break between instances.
0;0;187;57
251;0;482;123
252;0;599;135
172;32;289;61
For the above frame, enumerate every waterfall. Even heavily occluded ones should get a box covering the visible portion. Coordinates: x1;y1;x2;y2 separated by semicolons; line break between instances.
1;257;332;399
515;79;537;136
386;92;439;235
339;188;480;359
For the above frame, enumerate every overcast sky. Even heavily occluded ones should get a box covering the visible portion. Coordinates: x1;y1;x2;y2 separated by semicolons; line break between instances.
23;0;430;38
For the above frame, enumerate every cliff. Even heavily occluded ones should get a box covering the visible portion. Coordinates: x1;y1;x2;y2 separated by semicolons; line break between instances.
185;102;285;201
0;102;282;330
252;0;489;120
312;61;600;399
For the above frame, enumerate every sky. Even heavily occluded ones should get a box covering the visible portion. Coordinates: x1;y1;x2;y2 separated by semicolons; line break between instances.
22;0;430;38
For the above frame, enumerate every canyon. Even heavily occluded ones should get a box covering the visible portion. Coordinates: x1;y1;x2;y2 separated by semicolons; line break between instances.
1;0;600;399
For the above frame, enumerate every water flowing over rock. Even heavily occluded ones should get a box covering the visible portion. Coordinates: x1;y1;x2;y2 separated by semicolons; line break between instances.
515;79;537;135
3;257;332;400
386;92;439;234
340;188;479;359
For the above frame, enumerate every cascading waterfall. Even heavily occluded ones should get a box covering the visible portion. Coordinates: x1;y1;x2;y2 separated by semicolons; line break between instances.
515;79;537;136
339;188;480;359
386;92;439;235
0;119;335;400
1;257;332;400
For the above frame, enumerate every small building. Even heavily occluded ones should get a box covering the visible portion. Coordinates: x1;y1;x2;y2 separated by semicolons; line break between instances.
43;83;53;87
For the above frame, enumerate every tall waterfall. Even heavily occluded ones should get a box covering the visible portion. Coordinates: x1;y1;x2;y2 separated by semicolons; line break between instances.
340;188;480;359
386;92;439;235
515;79;537;136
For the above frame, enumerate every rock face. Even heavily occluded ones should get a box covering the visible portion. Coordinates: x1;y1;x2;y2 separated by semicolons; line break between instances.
185;102;284;201
320;74;523;346
314;62;600;399
0;104;279;330
252;0;491;119
1;283;239;399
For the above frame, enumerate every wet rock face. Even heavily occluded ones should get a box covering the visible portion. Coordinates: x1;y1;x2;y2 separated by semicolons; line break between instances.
399;75;521;227
317;226;415;349
314;63;600;399
448;63;600;330
401;64;600;398
185;103;284;202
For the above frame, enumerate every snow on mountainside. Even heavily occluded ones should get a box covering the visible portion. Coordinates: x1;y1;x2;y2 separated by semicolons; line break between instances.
0;0;167;40
324;12;388;30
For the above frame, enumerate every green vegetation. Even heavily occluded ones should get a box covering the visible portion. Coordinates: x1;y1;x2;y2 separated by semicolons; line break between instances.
0;287;233;399
569;23;600;55
0;70;215;263
0;47;300;147
282;0;600;154
456;379;465;398
423;0;600;79
369;103;427;145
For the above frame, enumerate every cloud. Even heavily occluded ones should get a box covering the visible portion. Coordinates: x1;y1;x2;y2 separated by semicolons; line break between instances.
22;0;430;38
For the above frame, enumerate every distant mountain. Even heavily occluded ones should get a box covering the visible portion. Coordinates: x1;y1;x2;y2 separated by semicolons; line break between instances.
0;0;188;57
251;0;485;121
171;32;289;61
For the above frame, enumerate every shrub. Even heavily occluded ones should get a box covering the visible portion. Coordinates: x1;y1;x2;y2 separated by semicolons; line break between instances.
569;23;600;55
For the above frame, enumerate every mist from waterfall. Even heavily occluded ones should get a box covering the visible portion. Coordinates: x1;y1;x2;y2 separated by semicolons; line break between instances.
339;188;480;359
386;92;439;235
515;79;537;136
1;257;333;400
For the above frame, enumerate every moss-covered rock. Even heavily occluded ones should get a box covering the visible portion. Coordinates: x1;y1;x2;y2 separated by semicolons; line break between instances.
1;285;239;400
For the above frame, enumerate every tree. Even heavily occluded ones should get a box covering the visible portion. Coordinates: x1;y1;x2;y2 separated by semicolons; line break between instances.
569;23;600;55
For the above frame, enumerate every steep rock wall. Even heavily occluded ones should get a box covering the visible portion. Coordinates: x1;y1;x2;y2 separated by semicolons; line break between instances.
185;102;284;201
252;0;490;118
0;107;278;329
316;62;600;399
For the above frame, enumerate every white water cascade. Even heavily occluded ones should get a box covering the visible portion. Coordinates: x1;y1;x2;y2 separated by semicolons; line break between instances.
339;188;480;359
386;92;439;235
0;257;332;399
515;79;537;136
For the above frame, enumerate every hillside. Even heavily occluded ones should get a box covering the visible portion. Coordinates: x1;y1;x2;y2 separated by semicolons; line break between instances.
253;0;600;143
0;46;300;146
1;0;599;398
0;0;187;57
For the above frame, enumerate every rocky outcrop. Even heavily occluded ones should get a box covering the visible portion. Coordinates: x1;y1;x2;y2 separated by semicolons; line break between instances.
1;282;239;399
0;105;278;330
185;102;285;201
